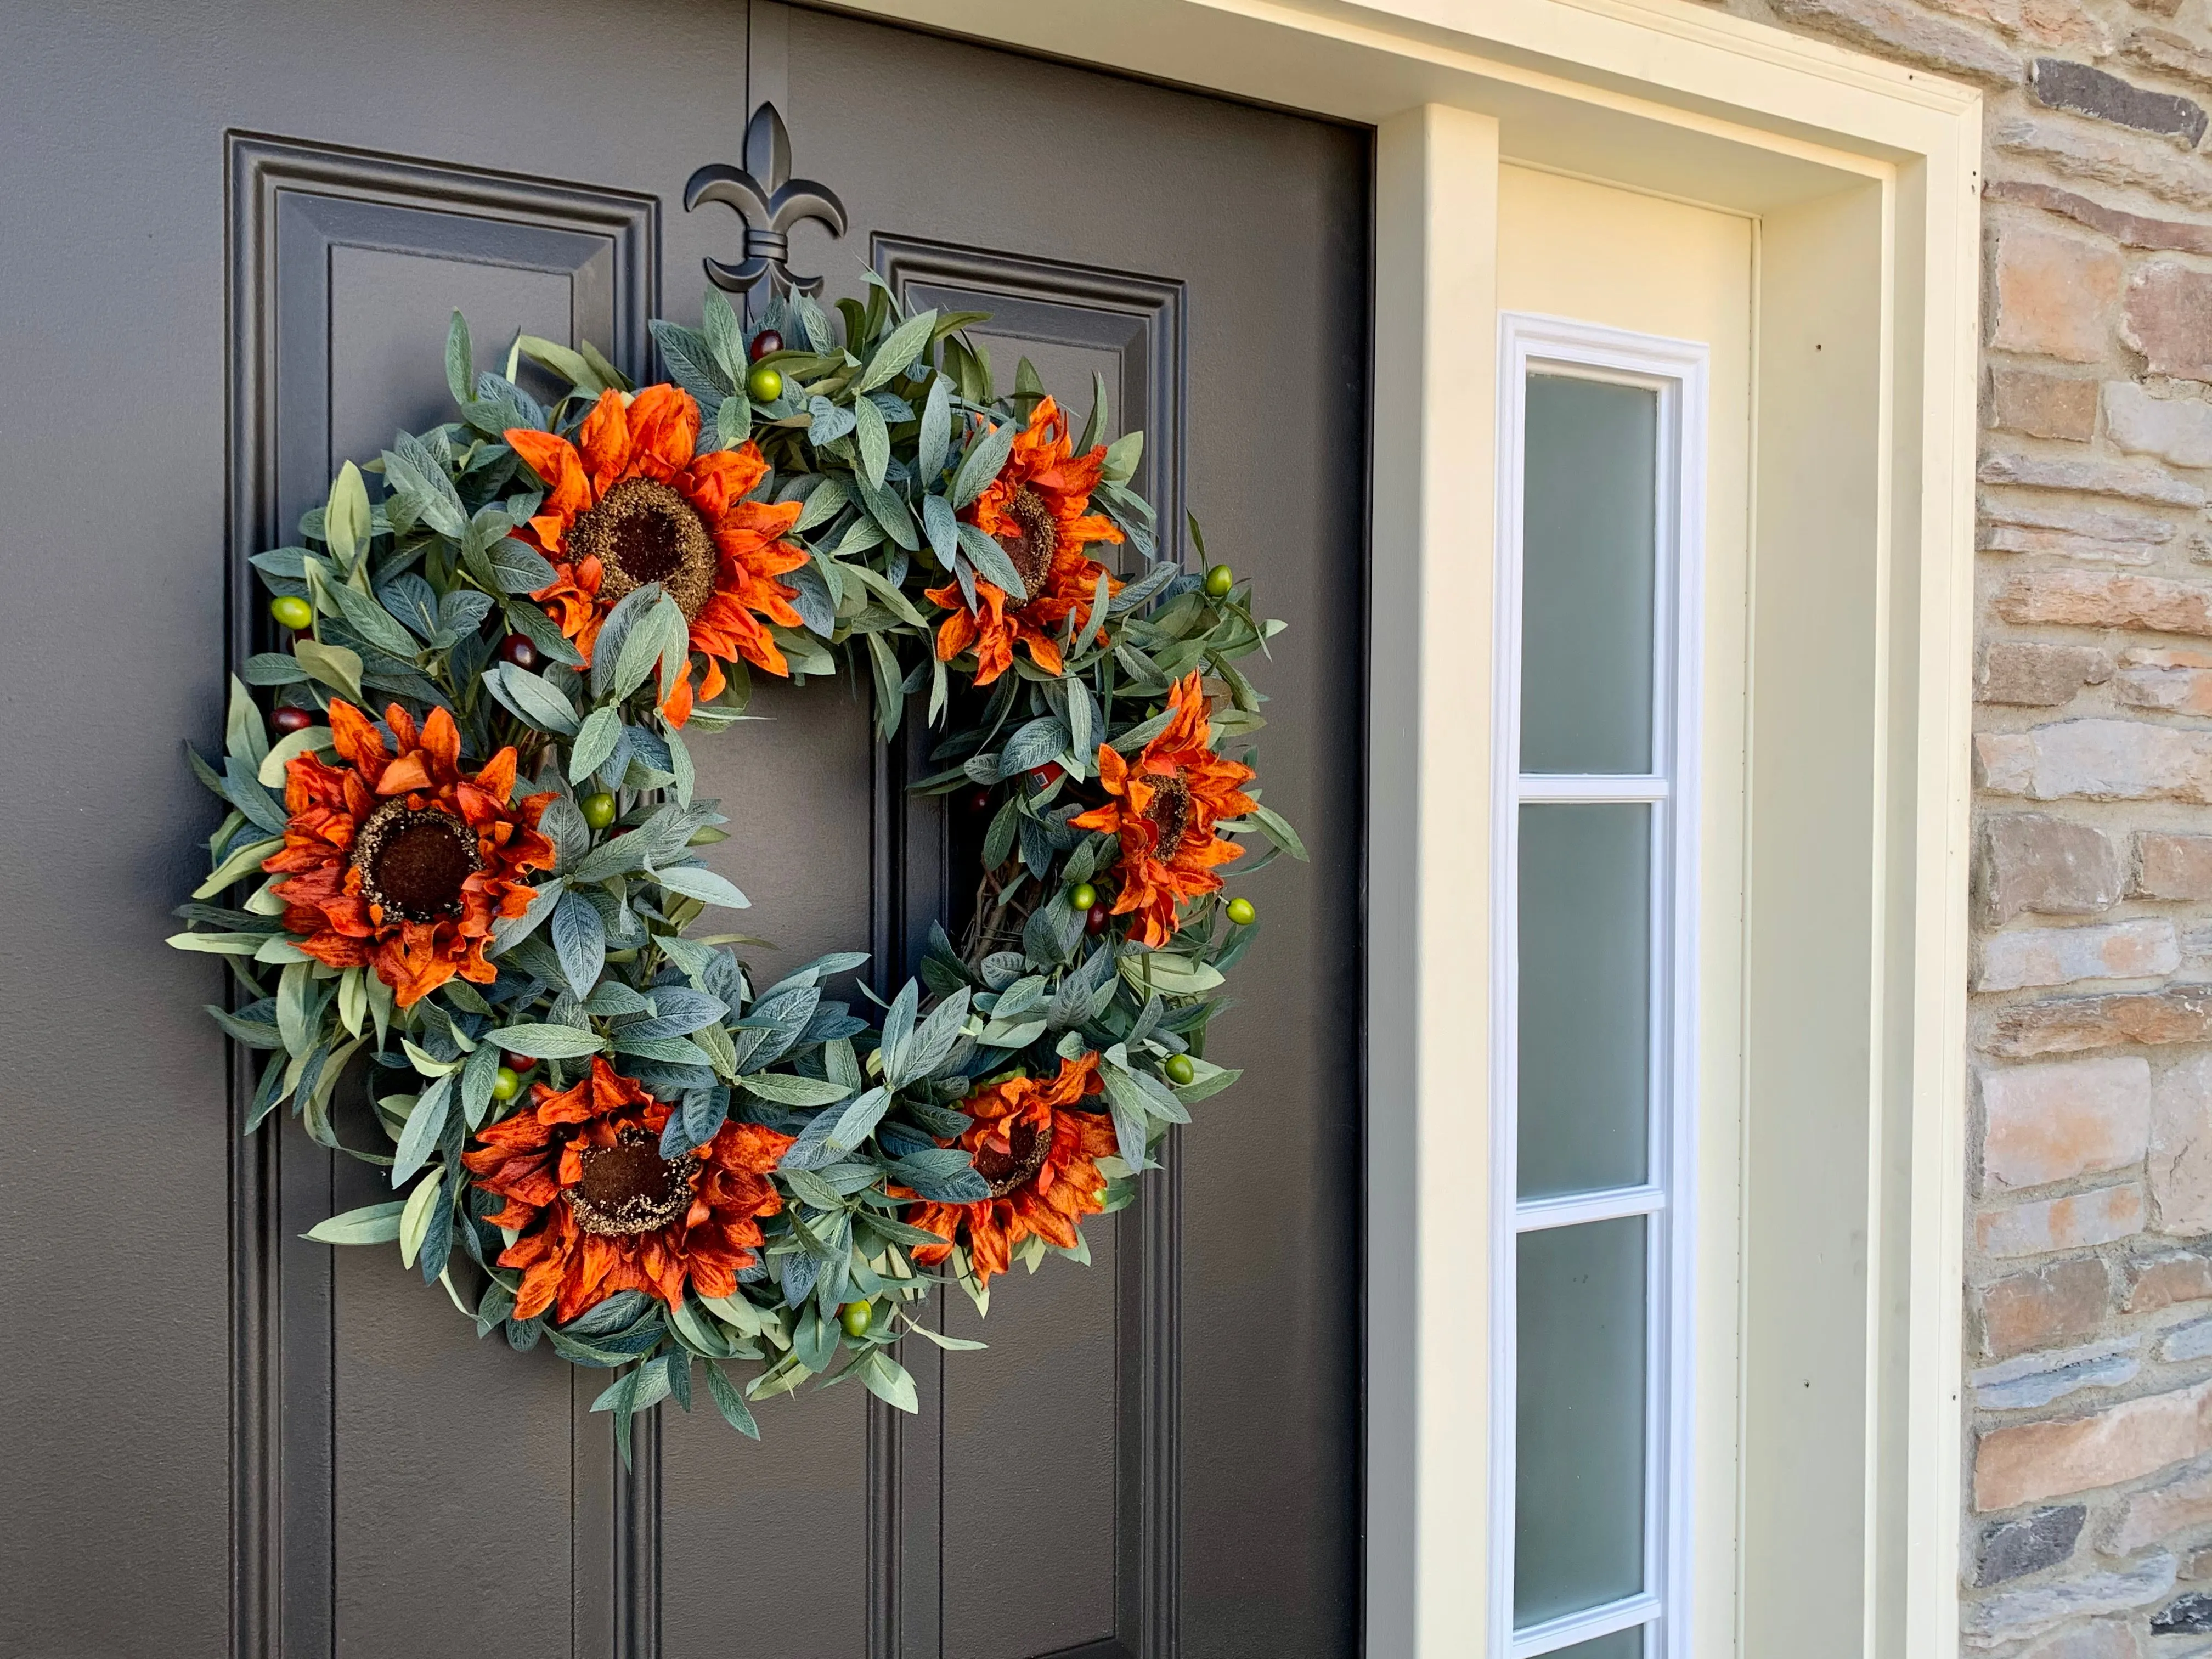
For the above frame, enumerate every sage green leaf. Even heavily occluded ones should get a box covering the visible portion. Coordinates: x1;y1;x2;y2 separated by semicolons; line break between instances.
257;723;331;788
292;639;365;706
167;931;268;956
703;1361;760;1438
739;1072;854;1108
517;334;616;396
329;580;418;658
853;393;889;489
653;864;750;910
490;1023;606;1060
397;1166;445;1267
569;707;623;781
391;1075;452;1184
491;662;579;736
951;417;1015;511
860;1351;919;1414
445;311;473;406
917;374;952;483
196;836;283;902
487;537;558;594
303;1199;406;1246
325;461;371;569
1102;429;1143;483
855;307;936;394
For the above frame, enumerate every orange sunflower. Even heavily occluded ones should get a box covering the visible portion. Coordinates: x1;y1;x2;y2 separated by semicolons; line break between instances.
907;1052;1118;1285
262;700;555;1007
924;395;1123;685
505;385;809;724
462;1056;795;1324
1071;672;1256;948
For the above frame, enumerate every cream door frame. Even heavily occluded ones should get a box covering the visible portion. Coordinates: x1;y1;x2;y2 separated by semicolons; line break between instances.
819;2;1983;1654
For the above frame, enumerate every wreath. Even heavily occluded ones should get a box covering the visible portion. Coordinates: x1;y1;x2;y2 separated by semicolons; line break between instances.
172;279;1304;1451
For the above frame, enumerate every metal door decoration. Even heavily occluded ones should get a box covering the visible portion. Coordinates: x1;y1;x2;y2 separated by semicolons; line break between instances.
172;101;1308;1465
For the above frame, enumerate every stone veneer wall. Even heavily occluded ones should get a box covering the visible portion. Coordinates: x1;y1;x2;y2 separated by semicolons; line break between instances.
1696;0;2212;1648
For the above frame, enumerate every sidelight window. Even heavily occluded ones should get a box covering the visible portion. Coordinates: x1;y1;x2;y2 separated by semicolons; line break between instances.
1491;316;1707;1659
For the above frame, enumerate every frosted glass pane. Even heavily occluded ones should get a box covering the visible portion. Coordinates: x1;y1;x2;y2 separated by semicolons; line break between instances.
1518;804;1651;1198
1547;1628;1644;1659
1521;374;1658;775
1515;1218;1649;1628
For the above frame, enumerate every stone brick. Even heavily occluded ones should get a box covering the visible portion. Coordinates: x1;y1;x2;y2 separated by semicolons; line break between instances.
1994;365;2103;439
1976;1338;2145;1408
2106;380;2212;467
1976;720;2212;804
2154;1590;2212;1633
1976;1383;2212;1509
2115;649;2212;715
1981;1183;2147;1256
2126;263;2212;383
1983;1057;2152;1190
2159;1316;2212;1361
1996;115;2212;217
1980;524;2162;562
1981;813;2126;922
1992;222;2127;362
1981;920;2181;991
1981;447;2208;505
1988;178;2212;256
2126;1248;2212;1310
1769;0;2024;82
1979;1258;2117;1358
2019;1623;2146;1659
1963;1554;2175;1646
2122;26;2212;95
1989;984;2212;1057
1980;1504;2089;1585
1982;493;2180;543
2136;830;2212;898
1995;569;2212;637
2108;1463;2212;1552
2151;1054;2212;1233
1982;642;2114;706
2130;0;2185;19
2031;58;2211;144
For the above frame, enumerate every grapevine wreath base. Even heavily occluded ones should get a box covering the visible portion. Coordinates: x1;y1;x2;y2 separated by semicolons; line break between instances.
173;280;1303;1451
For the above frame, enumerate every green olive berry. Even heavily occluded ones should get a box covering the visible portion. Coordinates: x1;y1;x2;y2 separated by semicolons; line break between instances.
1164;1053;1197;1087
270;595;314;631
839;1301;872;1339
1226;896;1257;927
490;1066;523;1102
746;364;784;403
1070;882;1098;912
580;792;617;831
1204;563;1235;599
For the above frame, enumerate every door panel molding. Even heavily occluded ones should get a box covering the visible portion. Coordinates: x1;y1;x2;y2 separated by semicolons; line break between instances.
224;132;657;1659
873;234;1187;571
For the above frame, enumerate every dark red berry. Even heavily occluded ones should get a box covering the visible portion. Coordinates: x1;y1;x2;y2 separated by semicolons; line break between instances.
503;1052;537;1074
964;788;992;815
495;634;539;671
1086;904;1109;934
270;706;314;736
749;329;783;362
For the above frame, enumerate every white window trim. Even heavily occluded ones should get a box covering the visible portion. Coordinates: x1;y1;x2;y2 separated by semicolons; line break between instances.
1489;313;1709;1659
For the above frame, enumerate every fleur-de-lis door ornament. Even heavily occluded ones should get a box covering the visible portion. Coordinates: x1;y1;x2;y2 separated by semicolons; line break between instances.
683;101;848;314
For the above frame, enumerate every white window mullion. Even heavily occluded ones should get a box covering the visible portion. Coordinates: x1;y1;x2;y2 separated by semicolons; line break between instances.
1492;313;1707;1659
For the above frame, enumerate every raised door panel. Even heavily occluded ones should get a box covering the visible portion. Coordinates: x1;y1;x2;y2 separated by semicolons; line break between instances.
229;134;658;1657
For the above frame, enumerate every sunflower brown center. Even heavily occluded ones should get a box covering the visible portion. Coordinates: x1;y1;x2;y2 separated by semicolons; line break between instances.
571;1132;695;1237
972;1117;1054;1199
1143;770;1193;851
353;802;481;923
570;477;718;620
995;485;1059;597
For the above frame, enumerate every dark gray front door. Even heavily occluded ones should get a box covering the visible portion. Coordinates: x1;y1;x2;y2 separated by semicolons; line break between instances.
0;4;1367;1655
